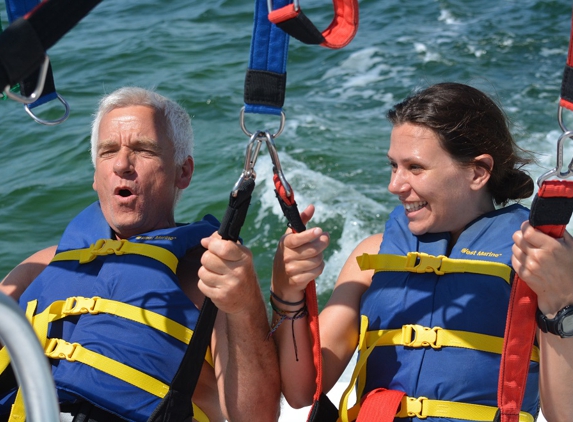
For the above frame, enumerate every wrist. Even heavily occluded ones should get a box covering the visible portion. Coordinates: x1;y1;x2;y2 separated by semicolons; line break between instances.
269;288;305;310
536;305;573;338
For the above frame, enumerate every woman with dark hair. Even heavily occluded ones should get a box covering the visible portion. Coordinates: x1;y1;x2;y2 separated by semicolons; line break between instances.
271;83;573;421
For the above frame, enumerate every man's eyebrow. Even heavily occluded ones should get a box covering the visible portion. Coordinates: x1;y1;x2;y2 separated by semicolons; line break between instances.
97;137;162;151
97;139;118;151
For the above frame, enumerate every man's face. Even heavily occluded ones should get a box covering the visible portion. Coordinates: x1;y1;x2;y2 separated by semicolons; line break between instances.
93;105;193;239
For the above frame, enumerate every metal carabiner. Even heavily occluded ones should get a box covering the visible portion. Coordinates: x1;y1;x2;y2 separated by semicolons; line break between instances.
3;55;50;105
537;129;573;187
232;131;266;196
558;104;572;133
267;0;300;13
24;93;71;126
263;131;293;198
239;107;286;140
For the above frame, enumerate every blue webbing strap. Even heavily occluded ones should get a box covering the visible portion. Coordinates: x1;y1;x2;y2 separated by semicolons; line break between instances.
5;0;58;109
243;0;290;116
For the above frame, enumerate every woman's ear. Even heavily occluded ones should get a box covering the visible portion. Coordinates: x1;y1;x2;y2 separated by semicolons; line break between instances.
471;154;494;190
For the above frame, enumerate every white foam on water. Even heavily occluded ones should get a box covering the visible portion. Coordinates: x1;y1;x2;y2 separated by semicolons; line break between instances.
254;153;389;294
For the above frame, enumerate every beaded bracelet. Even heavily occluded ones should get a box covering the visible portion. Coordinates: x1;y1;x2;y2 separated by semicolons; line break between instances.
270;289;306;307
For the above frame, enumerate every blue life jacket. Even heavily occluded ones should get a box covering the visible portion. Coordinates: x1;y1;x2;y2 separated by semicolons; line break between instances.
0;201;219;422
342;204;539;421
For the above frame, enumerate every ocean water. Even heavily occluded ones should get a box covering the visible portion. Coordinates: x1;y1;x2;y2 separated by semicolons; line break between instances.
2;0;572;298
0;1;569;420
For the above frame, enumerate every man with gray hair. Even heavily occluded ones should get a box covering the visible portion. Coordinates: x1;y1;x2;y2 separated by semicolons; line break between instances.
0;87;280;422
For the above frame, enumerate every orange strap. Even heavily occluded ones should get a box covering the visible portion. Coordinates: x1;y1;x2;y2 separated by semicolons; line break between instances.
356;388;405;422
273;173;338;421
268;0;359;49
559;7;573;111
497;180;573;422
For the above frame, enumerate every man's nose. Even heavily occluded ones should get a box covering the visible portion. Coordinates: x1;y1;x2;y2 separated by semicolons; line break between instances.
113;149;134;175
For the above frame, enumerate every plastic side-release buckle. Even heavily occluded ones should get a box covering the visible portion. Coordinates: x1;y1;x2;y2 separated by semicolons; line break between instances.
79;239;127;263
62;296;101;315
402;325;443;349
405;252;446;275
45;338;79;362
396;396;429;419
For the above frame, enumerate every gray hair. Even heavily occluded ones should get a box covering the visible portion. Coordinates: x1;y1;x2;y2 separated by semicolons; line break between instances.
90;87;193;167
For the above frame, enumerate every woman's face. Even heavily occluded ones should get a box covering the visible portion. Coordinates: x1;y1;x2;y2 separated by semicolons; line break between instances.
387;123;490;239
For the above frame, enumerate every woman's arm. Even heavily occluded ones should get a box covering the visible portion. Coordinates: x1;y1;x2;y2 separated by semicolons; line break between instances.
512;222;573;422
271;204;380;407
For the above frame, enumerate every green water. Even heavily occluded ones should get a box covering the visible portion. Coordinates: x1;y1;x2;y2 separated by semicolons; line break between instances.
1;0;572;307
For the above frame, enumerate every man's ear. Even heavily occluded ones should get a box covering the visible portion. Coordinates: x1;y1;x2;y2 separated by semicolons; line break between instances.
471;154;493;190
176;156;194;189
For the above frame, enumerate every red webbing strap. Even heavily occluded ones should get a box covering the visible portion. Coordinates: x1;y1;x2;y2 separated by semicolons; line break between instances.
273;174;338;421
356;388;405;422
497;276;537;422
268;0;359;49
497;180;573;422
559;8;573;111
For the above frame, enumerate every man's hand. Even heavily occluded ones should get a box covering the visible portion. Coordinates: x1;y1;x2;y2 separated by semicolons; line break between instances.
198;232;260;315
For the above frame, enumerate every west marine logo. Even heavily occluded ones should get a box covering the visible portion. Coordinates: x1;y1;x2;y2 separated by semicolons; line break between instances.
135;235;176;241
460;248;502;258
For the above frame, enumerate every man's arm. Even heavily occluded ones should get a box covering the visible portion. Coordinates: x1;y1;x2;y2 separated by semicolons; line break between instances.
0;246;57;300
512;222;573;422
198;233;280;422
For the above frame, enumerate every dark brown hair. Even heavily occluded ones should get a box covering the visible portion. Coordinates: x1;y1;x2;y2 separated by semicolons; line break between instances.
387;82;534;205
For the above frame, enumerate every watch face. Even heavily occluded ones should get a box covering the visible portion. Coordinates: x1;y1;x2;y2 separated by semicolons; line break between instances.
563;314;573;337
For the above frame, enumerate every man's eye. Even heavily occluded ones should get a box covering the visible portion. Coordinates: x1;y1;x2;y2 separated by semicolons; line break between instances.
99;150;116;157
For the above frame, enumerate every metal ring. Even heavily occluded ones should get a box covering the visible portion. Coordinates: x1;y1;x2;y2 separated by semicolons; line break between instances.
267;0;299;13
24;93;71;126
3;55;50;104
239;107;286;139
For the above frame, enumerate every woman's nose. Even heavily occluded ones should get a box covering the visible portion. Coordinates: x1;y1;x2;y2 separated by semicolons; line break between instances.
388;169;409;195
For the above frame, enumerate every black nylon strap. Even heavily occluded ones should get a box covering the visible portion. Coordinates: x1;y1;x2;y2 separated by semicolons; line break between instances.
306;392;339;422
0;0;102;89
244;69;287;108
0;18;45;88
561;65;573;105
529;196;573;227
274;11;325;45
25;0;103;51
148;178;255;422
275;191;305;233
20;61;56;99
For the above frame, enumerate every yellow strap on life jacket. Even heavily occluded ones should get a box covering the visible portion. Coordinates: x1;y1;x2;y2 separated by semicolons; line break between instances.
2;297;213;422
8;388;25;422
357;252;513;283
41;338;209;422
339;316;538;422
363;324;540;362
26;296;213;367
45;337;170;396
394;395;534;422
51;238;179;274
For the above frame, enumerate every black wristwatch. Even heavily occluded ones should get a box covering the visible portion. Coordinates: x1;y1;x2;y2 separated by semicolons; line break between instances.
536;305;573;338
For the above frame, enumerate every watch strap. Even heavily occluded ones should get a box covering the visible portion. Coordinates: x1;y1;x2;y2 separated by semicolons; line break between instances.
536;305;573;338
